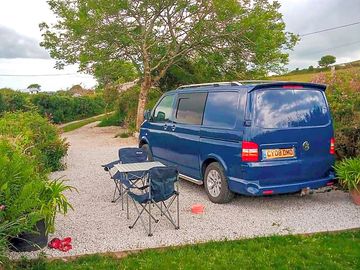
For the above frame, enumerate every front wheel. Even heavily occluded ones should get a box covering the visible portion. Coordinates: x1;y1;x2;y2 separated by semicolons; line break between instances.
204;162;234;204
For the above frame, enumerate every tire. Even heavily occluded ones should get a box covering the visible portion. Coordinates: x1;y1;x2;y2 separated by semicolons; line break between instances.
141;144;153;161
204;162;234;203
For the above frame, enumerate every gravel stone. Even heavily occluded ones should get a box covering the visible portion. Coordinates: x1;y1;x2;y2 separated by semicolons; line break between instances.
10;122;360;259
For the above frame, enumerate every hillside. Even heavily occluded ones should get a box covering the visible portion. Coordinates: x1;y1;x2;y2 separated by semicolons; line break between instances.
272;59;360;82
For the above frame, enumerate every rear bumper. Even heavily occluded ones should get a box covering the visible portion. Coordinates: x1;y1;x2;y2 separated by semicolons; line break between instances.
228;172;336;196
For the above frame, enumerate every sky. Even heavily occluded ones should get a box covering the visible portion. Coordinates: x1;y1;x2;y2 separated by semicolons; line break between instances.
0;0;359;91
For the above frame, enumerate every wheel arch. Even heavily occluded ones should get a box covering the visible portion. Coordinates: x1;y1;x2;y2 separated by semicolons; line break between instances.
201;154;228;179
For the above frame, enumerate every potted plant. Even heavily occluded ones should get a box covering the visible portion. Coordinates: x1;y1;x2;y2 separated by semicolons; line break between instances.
9;179;74;252
334;157;360;205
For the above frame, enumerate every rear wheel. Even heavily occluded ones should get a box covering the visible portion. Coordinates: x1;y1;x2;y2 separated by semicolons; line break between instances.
141;144;153;161
204;162;234;203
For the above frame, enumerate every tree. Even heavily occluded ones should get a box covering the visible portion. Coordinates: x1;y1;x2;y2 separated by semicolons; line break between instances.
103;86;120;111
0;92;5;113
318;55;336;68
93;60;138;87
27;84;41;90
40;0;297;129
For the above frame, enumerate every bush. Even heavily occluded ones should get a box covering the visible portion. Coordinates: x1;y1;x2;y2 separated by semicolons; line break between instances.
0;112;68;171
0;138;46;233
97;112;121;127
0;89;30;113
335;128;360;159
0;89;107;124
0;137;73;259
30;93;106;124
312;71;360;159
334;157;360;191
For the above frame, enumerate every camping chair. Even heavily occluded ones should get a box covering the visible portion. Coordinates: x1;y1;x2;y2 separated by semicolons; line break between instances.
102;147;147;205
128;166;180;236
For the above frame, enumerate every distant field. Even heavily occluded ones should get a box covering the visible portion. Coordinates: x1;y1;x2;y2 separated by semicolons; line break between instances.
272;72;318;82
271;61;360;82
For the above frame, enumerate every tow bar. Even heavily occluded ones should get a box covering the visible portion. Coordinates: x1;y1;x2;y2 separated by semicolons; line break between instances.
300;185;337;196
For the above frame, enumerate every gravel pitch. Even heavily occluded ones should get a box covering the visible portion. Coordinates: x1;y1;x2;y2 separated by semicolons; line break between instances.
12;122;360;258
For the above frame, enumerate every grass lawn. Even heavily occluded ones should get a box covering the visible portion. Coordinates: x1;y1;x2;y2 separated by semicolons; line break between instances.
7;230;360;270
61;114;109;133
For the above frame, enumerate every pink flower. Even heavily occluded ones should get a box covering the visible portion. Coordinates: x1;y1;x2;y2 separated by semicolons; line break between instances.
0;205;5;211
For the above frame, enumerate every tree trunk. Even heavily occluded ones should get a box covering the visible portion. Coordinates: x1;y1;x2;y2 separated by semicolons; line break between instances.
136;76;152;129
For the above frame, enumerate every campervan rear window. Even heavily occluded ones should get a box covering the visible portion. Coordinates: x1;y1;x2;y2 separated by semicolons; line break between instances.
254;89;330;129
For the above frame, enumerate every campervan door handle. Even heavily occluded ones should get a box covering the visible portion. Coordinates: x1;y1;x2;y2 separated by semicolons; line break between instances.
171;124;176;131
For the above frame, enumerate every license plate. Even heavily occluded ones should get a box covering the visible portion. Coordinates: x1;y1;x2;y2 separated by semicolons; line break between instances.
262;148;295;160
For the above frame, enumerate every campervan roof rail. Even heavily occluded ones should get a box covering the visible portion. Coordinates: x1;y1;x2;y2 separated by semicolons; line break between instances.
177;81;242;90
237;80;280;84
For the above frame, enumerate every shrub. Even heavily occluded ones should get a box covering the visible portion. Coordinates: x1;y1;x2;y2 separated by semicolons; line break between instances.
30;94;106;124
335;128;360;159
0;89;30;113
312;70;360;159
0;137;74;259
0;89;107;124
0;138;46;233
0;112;68;171
97;112;121;127
334;157;360;191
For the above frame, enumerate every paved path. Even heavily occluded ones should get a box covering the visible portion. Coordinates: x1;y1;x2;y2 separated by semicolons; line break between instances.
14;122;360;258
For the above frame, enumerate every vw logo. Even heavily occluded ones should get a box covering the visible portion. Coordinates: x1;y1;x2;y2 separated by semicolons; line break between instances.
302;141;310;151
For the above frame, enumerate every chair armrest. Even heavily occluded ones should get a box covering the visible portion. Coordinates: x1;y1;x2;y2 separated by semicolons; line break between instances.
102;160;120;171
137;185;149;190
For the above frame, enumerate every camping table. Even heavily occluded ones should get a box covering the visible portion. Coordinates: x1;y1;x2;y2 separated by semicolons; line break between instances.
114;161;165;218
114;161;165;174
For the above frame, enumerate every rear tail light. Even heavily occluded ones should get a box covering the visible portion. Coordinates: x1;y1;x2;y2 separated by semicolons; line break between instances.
330;137;335;155
263;190;274;195
242;141;259;162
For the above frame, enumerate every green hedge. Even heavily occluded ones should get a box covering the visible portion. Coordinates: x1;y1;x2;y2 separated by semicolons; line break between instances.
30;94;105;124
0;89;30;113
0;112;68;171
0;89;106;124
315;70;360;159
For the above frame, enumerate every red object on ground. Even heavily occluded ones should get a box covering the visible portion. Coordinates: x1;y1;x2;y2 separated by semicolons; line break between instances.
191;204;205;214
62;237;72;246
48;238;62;249
59;244;72;252
48;237;72;252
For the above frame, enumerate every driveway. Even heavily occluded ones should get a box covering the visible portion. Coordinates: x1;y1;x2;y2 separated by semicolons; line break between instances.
14;122;360;258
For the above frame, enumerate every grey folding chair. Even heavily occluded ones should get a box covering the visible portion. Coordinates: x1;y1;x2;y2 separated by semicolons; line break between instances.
128;166;180;236
102;147;147;205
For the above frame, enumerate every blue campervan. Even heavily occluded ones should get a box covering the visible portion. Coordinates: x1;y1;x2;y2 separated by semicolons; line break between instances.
139;81;335;203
